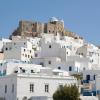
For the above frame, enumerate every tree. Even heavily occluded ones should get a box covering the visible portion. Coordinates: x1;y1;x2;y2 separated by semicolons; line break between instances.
53;85;81;100
72;74;83;81
72;74;83;87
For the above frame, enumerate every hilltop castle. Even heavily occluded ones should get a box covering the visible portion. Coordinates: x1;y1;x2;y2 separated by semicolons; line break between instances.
11;17;81;39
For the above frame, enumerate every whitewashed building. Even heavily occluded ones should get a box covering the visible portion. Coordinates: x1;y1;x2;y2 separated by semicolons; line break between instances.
0;38;11;52
0;71;77;100
3;39;34;63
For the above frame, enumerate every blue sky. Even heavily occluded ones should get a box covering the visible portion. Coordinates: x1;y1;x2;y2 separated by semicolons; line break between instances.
0;0;100;45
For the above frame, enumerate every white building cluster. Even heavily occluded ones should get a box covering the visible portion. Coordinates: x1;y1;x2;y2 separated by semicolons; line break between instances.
0;20;100;100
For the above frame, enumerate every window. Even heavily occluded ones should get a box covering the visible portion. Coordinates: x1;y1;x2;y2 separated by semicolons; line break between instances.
12;84;14;93
40;62;44;66
35;53;38;57
81;53;83;55
30;84;34;92
58;66;61;70
31;56;33;58
25;54;27;57
24;49;26;52
45;84;49;93
86;75;90;81
14;43;16;45
66;52;68;54
91;59;93;62
5;85;7;93
3;70;6;75
48;61;51;64
90;59;94;63
69;66;72;71
59;84;63;89
31;70;34;73
94;75;96;80
49;45;51;48
20;67;22;70
14;70;18;73
5;48;8;51
28;55;30;58
83;67;85;70
22;69;25;73
22;96;27;100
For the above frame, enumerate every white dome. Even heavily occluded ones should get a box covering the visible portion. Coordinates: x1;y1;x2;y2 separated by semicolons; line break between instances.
49;17;58;22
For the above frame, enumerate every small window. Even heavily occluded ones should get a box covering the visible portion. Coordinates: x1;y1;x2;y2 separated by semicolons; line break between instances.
59;84;63;89
25;54;27;57
22;96;27;100
83;67;85;70
58;66;61;70
30;84;34;92
31;70;34;73
22;69;25;73
24;49;25;52
28;55;30;58
49;45;51;48
31;56;33;58
81;53;83;55
14;43;16;45
48;61;51;64
5;48;8;51
91;59;93;62
40;62;44;66
3;70;6;75
35;54;38;57
5;85;7;93
45;84;49;93
94;75;96;80
69;66;72;71
12;84;14;93
86;75;90;81
24;43;26;45
14;70;18;73
20;67;22;69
